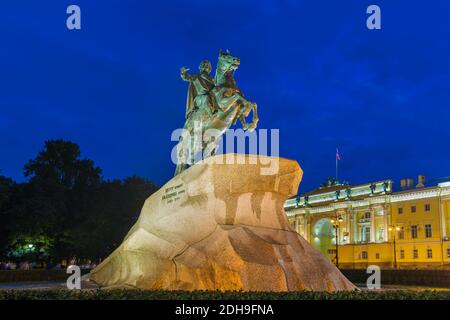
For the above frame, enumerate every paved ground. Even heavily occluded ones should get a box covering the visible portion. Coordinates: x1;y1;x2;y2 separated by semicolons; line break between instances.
0;281;449;291
356;283;450;291
0;281;66;289
0;280;98;290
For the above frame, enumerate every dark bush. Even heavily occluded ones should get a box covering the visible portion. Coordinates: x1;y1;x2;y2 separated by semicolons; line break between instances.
0;289;449;300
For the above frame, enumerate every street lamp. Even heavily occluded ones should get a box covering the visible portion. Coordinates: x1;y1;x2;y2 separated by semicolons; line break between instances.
330;215;344;268
388;226;401;269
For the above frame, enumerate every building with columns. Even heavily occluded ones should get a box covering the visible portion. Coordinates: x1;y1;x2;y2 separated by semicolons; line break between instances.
285;176;450;269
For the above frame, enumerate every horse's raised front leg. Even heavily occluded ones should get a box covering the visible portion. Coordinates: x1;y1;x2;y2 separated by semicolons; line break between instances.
246;102;258;132
236;102;258;132
214;89;242;113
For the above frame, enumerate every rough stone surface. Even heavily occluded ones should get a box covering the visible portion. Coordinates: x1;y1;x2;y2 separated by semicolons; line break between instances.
90;154;356;291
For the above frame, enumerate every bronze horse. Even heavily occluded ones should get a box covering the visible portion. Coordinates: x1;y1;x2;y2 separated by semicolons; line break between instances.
174;50;258;176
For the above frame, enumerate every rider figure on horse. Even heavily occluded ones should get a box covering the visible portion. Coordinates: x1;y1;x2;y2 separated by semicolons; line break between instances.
175;51;258;176
180;60;217;120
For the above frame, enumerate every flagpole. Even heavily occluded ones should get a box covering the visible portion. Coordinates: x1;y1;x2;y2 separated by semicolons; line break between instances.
336;153;338;182
335;148;339;183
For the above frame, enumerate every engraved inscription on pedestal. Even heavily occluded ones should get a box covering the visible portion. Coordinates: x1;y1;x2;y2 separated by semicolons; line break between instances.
162;183;186;205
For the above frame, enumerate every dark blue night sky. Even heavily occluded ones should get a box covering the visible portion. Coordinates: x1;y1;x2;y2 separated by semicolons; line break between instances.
1;1;449;193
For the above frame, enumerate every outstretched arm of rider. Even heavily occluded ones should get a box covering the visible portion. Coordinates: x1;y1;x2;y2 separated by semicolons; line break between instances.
180;67;193;81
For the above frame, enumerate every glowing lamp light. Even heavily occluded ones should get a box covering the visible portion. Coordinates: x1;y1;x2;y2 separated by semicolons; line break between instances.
28;244;34;249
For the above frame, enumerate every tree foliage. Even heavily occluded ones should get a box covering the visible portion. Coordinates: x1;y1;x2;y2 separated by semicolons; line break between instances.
0;175;15;257
0;140;158;263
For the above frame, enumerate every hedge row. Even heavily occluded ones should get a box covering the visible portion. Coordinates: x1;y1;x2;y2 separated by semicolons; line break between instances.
1;289;450;300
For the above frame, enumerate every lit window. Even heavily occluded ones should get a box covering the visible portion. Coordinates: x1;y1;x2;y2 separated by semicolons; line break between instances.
400;250;405;259
447;248;450;258
425;204;431;212
425;224;432;238
413;249;418;259
360;227;371;243
411;225;418;239
427;249;433;259
411;206;416;213
398;207;403;214
361;251;368;260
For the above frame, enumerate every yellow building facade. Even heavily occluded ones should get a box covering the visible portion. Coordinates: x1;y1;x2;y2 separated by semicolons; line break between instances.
285;178;450;269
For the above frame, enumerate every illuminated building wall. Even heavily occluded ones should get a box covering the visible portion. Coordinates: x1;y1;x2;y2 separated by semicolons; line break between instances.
285;178;450;269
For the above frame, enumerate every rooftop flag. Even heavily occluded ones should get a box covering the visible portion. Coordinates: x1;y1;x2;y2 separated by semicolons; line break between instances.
335;148;341;182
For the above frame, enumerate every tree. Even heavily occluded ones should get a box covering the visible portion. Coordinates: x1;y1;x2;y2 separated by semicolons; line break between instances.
0;174;15;258
5;140;102;263
73;176;158;261
2;140;159;264
24;139;101;190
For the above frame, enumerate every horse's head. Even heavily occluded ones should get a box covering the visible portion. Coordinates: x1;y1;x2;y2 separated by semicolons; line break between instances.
217;49;240;73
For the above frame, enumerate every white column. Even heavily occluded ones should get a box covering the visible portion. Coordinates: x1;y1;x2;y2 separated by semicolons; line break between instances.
383;206;389;242
294;217;299;234
304;214;309;242
370;208;375;243
441;202;447;238
346;211;351;244
353;211;358;243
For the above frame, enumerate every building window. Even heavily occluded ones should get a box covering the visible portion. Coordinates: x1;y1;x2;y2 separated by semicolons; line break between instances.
411;225;418;239
365;211;371;219
425;204;431;212
375;253;380;259
427;249;433;259
411;206;416;213
425;224;432;238
398;227;405;240
413;249;418;259
360;227;371;242
447;248;450;258
361;251;368;260
398;207;403;214
400;250;405;259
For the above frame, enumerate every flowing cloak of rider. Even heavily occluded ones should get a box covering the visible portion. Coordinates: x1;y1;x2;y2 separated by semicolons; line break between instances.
182;60;217;120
